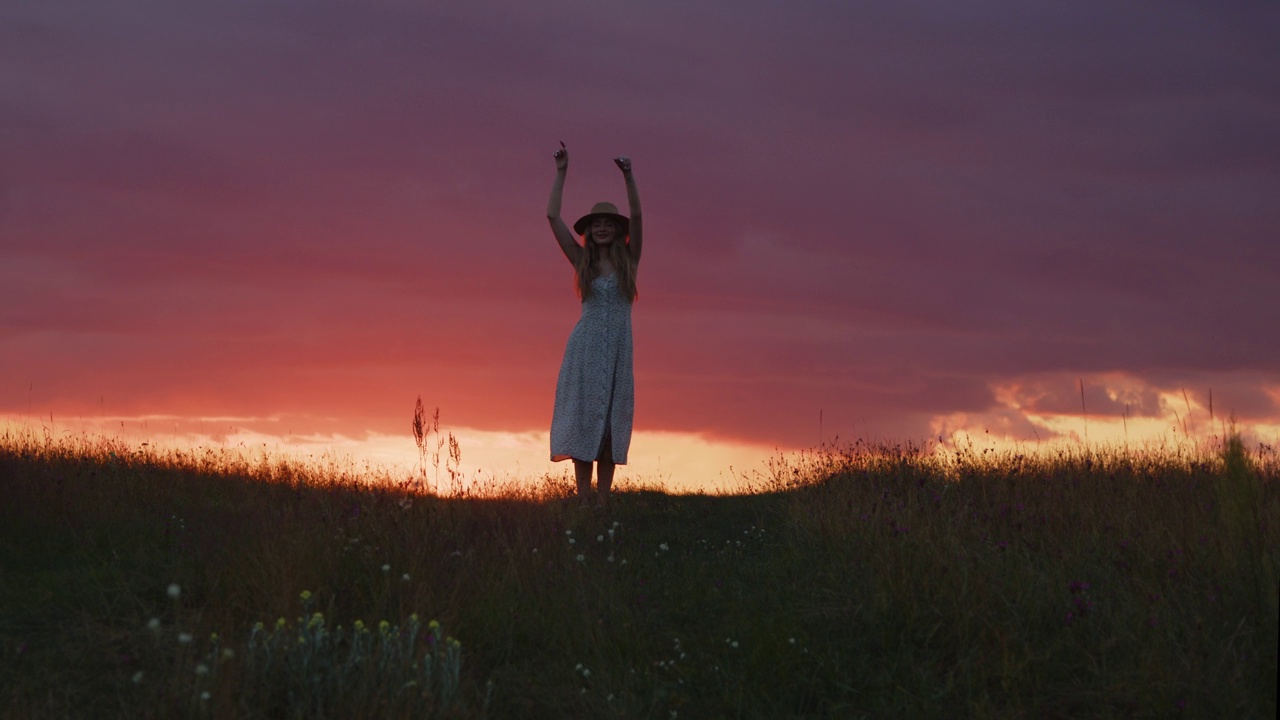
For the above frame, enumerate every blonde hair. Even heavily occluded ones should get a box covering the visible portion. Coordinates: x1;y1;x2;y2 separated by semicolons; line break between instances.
574;231;637;302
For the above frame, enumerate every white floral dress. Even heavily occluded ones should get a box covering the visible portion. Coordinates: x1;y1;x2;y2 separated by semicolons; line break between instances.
550;274;634;464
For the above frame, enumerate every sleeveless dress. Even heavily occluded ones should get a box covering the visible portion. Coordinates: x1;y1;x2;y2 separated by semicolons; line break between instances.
550;273;634;464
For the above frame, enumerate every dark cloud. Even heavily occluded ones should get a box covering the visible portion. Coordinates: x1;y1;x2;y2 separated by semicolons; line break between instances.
2;0;1278;452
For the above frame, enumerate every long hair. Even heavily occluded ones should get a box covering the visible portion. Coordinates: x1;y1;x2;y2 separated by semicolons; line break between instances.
574;233;638;302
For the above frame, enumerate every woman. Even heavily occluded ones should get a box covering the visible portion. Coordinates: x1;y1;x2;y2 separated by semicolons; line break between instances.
546;143;643;506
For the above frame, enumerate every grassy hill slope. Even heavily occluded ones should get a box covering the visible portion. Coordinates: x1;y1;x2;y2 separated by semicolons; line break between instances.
2;432;1277;718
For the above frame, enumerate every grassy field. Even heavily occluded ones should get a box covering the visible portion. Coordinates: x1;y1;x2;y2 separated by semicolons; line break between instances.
2;429;1277;718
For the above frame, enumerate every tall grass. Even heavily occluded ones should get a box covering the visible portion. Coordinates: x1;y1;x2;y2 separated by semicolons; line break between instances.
2;427;1276;717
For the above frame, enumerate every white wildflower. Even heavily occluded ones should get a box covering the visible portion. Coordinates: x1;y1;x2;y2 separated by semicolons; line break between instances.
167;584;181;599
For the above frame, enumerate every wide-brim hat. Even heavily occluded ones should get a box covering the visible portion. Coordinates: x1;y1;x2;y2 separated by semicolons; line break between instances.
573;201;629;237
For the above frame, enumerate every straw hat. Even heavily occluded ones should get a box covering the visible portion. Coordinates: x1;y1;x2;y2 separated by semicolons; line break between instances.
573;202;629;236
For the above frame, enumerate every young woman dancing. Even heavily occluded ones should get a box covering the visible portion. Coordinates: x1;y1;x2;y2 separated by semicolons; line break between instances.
546;143;643;506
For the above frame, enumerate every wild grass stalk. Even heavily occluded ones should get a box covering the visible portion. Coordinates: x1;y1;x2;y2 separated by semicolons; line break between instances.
412;400;463;495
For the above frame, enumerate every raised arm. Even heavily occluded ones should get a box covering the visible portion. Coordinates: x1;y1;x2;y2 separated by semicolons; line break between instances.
548;143;581;266
614;156;643;264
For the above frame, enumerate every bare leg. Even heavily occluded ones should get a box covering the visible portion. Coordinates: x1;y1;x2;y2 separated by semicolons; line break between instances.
597;461;615;505
596;439;615;506
573;459;593;503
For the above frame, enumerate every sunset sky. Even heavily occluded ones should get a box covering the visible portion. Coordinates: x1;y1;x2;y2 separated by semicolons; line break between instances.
3;1;1278;488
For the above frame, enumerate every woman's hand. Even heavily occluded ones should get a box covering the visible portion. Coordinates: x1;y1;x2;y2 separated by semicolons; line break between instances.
554;141;568;171
613;155;631;174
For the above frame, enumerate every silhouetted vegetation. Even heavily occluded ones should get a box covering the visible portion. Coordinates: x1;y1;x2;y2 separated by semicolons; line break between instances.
2;429;1277;717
